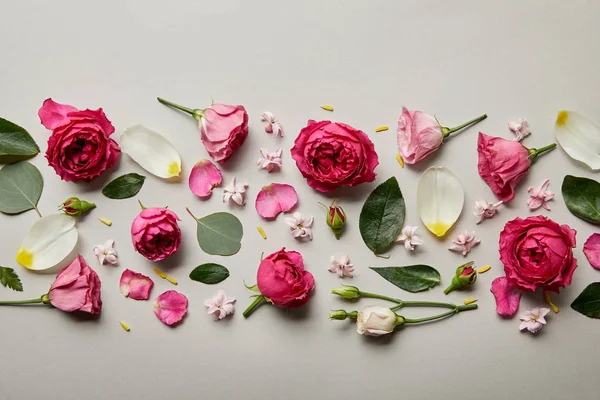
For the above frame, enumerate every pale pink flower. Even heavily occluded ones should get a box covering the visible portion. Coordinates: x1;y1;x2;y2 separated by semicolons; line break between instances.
527;179;554;211
153;290;188;326
474;199;503;224
394;225;424;251
261;111;283;137
257;148;282;173
120;269;154;301
93;239;118;265
449;231;480;256
222;176;248;206
189;159;222;198
508;117;531;141
328;255;354;278
255;183;298;220
204;290;236;320
519;307;550;333
284;212;313;240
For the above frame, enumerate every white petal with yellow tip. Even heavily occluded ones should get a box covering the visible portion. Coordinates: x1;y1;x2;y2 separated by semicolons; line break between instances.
555;110;600;170
121;125;182;178
16;214;78;271
417;166;464;237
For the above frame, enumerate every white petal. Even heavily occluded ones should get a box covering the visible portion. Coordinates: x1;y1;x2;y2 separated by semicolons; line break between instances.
121;125;182;178
555;111;600;170
417;166;464;237
16;214;78;271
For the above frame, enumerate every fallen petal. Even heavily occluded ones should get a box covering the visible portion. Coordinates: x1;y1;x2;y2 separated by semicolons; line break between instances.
490;277;522;317
120;269;154;300
555;110;600;170
583;233;600;270
153;290;188;326
255;183;298;220
121;125;182;178
188;159;222;198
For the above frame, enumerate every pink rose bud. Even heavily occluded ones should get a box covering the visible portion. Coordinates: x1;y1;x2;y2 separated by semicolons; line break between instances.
59;197;96;216
319;199;347;239
48;255;102;315
444;262;478;294
131;207;182;261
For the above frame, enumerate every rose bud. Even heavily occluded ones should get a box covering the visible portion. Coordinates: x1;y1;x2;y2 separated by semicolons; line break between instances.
357;306;405;336
331;285;361;300
444;261;478;294
329;309;358;320
59;197;96;216
319;199;347;239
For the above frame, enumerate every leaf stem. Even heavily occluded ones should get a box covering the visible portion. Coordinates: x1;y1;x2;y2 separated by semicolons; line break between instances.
243;295;266;318
32;204;42;218
185;207;198;221
441;114;488;138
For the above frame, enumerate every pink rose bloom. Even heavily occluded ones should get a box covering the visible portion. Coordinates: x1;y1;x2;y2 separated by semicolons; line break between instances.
257;248;315;308
199;104;249;164
291;120;379;192
48;255;102;315
131;207;181;261
397;107;443;164
39;98;120;182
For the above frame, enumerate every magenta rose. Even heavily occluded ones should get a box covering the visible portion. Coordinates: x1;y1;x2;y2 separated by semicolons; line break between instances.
38;98;120;182
397;107;443;164
291;120;379;192
257;248;315;308
48;255;102;315
131;207;181;261
199;104;249;164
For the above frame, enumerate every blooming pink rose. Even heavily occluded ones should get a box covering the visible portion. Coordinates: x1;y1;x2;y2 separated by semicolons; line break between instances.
257;248;315;308
199;104;248;164
48;255;102;315
397;107;443;164
291;120;379;192
477;133;531;202
131;207;181;261
499;216;577;293
39;98;120;182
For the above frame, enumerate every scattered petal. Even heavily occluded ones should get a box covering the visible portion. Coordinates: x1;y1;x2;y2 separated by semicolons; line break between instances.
527;179;554;211
474;199;502;224
477;265;491;274
120;269;154;300
284;212;313;240
375;126;389;132
189;159;222;198
394;225;424;251
153;290;188;326
204;290;236;320
544;290;560;313
463;298;478;305
93;239;118;265
257;148;282;173
490;277;522;317
320;105;334;111
119;321;130;332
165;275;178;285
418;166;464;237
519;307;550;333
583;233;600;270
508;117;531;141
555;110;600;170
396;153;405;168
121;125;182;178
328;255;354;278
255;183;298;220
98;217;112;226
261;111;283;137
448;231;480;256
222;176;248;206
153;267;167;279
257;225;267;239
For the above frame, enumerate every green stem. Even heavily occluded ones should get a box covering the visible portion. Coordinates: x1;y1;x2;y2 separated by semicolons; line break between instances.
401;300;459;309
0;296;47;306
32;204;42;218
157;97;196;116
527;143;557;160
442;114;488;138
404;303;477;324
243;295;266;318
185;207;198;221
359;292;401;304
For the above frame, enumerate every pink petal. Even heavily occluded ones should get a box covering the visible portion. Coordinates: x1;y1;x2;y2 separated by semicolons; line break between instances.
255;183;298;220
490;277;522;317
38;98;78;130
119;269;154;300
153;290;188;326
189;159;223;198
583;233;600;270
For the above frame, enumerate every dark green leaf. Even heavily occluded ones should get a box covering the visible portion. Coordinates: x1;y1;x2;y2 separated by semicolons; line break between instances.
359;177;405;254
189;263;230;284
0;266;23;292
562;175;600;224
0;117;40;164
369;265;441;293
102;173;146;199
193;211;243;256
0;161;43;215
571;282;600;318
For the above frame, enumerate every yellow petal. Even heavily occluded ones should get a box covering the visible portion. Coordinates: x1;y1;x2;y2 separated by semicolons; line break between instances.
463;298;478;305
320;105;334;111
375;126;389;132
477;265;491;274
166;275;178;285
257;225;267;239
153;267;167;279
119;321;131;331
98;217;112;226
396;153;405;168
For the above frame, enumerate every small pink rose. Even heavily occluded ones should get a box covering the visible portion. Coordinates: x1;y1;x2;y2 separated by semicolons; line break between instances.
48;255;102;315
200;104;249;164
120;269;154;300
153;290;188;326
188;159;222;198
131;207;181;261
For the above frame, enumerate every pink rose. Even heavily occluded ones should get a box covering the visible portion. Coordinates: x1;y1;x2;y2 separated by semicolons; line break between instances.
131;207;181;261
257;248;315;308
199;104;249;164
397;107;443;164
48;255;102;315
39;98;120;182
291;120;379;192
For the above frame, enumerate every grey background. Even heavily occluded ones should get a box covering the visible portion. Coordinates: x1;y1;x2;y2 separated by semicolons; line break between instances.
1;1;599;399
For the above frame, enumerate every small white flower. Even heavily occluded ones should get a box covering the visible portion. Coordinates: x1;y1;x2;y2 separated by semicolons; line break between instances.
519;307;550;333
328;255;354;278
93;239;118;265
257;148;282;173
474;199;503;224
284;212;313;240
261;111;283;137
528;179;554;211
508;117;531;141
448;231;480;256
222;177;248;206
204;290;236;320
394;225;424;251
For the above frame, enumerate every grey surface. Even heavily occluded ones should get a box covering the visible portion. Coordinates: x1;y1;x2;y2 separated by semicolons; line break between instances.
1;1;599;399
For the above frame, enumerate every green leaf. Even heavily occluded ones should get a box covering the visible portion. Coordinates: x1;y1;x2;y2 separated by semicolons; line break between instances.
562;175;600;224
359;177;405;254
189;263;230;284
102;173;146;199
192;211;243;256
0;266;23;292
0;161;43;215
0;117;40;164
369;265;441;293
571;282;600;318
244;281;260;292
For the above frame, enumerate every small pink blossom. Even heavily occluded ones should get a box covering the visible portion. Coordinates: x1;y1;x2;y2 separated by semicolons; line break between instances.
328;255;354;278
508;117;531;141
204;290;236;320
120;269;154;301
222;177;248;206
284;212;313;240
261;111;283;137
93;239;118;265
519;307;550;333
257;148;282;173
527;179;554;211
255;183;298;220
189;159;222;198
448;231;480;256
153;290;188;326
394;225;424;251
473;199;502;224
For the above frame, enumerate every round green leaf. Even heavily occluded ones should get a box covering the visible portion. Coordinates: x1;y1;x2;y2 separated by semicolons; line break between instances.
0;161;43;215
189;263;230;284
0;117;40;164
102;173;146;199
194;212;243;256
369;265;441;293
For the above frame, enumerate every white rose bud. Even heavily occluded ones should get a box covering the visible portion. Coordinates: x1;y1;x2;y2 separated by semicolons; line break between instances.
356;306;404;337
